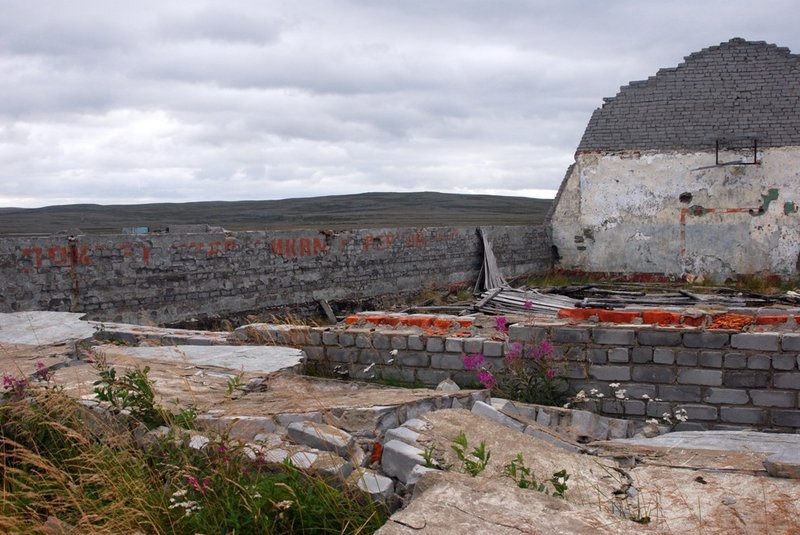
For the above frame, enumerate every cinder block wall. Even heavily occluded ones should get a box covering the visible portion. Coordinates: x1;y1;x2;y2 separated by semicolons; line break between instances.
0;225;550;323
255;322;800;432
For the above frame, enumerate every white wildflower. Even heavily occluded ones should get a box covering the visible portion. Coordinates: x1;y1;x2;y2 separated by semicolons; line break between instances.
557;477;565;485
389;349;398;356
589;388;599;395
609;383;620;389
645;418;659;424
641;394;651;400
614;389;627;400
596;393;604;398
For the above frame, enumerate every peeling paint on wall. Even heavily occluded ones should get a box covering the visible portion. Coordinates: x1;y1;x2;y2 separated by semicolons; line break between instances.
550;148;800;280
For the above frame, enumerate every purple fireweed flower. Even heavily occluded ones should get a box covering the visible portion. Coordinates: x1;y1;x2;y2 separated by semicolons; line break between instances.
504;343;523;365
463;353;485;370
546;368;558;380
33;361;51;382
186;476;209;494
477;370;497;390
494;316;509;333
523;300;533;310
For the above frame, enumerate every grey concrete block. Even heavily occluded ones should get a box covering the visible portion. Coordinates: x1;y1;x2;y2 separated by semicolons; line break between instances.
339;332;355;347
381;438;426;484
748;354;771;370
390;336;408;350
426;337;445;353
750;390;796;408
657;385;702;402
638;330;682;346
632;366;675;384
384;426;420;446
588;348;608;364
699;351;722;368
771;410;800;428
408;335;425;351
594;328;635;345
773;373;800;390
602;399;645;416
564;363;587;379
567;410;609;441
444;338;463;353
397;352;430;367
508;324;540;343
772;355;797;370
483;341;504;357
356;333;372;349
350;468;395;501
522;427;583;454
683;331;729;349
723;353;747;368
565;347;585;361
463;338;483;354
704;388;749;404
676;350;698;366
653;348;675;365
327;347;353;363
287;421;355;456
723;370;770;388
471;400;526;432
646;400;672;417
552;327;591;343
368;333;392;351
625;383;657;399
677;404;718;420
632;347;653;363
731;333;780;352
720;407;766;425
431;353;465;370
589;365;631;381
608;348;629;363
678;369;722;386
322;331;339;346
417;368;452;387
781;334;800;352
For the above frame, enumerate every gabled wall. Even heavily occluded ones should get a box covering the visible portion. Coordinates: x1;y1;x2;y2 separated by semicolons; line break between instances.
550;148;800;280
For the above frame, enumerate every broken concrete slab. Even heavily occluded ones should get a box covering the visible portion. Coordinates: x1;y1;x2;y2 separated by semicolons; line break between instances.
471;400;526;432
615;430;800;455
377;470;627;535
384;426;420;446
381;439;426;484
764;451;800;479
0;311;96;345
349;468;395;502
92;344;304;374
287;421;356;457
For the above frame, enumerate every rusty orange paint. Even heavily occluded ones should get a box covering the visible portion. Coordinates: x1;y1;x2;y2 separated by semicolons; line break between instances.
755;315;788;325
642;310;681;326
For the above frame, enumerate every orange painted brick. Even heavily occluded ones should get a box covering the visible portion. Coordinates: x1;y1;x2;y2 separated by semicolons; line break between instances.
642;310;681;326
598;310;641;324
434;318;455;329
755;315;788;325
345;315;360;325
557;308;599;320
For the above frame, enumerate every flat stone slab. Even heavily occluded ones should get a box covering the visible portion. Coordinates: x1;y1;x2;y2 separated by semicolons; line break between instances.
764;451;800;478
615;430;800;456
93;345;304;374
0;311;96;345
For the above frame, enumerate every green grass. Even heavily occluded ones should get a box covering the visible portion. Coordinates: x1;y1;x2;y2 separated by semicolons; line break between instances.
0;382;386;534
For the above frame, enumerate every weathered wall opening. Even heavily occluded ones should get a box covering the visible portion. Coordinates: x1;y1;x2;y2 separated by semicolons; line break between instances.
0;225;552;324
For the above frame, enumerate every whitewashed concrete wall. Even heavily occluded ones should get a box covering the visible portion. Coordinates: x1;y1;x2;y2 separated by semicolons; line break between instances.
550;148;800;280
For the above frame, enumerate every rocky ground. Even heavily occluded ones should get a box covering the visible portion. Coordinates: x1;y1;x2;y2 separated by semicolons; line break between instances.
2;311;799;534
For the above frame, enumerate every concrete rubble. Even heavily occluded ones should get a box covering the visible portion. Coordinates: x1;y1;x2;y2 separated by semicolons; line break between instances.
2;311;800;534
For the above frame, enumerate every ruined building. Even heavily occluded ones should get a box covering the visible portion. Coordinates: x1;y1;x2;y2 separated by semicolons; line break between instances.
550;38;800;281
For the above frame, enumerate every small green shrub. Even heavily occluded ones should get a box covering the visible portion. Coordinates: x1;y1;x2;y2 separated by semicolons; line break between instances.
451;431;490;476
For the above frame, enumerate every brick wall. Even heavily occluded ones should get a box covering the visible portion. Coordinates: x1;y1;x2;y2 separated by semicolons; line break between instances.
242;320;800;432
0;225;551;324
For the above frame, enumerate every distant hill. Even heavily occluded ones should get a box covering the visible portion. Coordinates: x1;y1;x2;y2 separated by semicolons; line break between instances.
0;192;552;236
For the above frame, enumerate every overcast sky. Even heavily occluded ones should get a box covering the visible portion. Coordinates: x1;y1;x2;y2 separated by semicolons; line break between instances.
1;1;798;208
